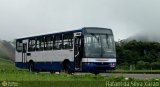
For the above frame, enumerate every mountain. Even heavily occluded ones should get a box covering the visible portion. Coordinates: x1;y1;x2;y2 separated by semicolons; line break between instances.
0;40;15;61
126;32;160;42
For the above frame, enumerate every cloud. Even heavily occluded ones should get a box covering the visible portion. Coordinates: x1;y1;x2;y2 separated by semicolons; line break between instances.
0;0;160;41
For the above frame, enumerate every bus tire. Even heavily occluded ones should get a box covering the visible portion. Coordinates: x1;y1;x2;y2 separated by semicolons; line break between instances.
29;62;34;72
63;60;72;74
50;71;55;74
66;63;72;74
93;71;99;75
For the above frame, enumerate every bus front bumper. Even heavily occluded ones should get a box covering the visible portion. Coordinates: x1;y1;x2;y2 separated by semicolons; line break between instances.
82;62;116;72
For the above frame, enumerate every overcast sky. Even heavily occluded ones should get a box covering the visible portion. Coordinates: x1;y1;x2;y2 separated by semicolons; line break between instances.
0;0;160;41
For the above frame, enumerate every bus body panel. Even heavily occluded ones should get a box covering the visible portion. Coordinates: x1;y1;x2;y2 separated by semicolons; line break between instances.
16;50;74;70
26;50;74;62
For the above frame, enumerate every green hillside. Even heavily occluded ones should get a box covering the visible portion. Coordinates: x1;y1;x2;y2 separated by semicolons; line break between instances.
0;58;122;87
0;58;160;87
0;58;110;81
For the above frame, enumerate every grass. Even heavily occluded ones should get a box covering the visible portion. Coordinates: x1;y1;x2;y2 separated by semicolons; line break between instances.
108;69;160;74
0;58;116;81
0;58;160;87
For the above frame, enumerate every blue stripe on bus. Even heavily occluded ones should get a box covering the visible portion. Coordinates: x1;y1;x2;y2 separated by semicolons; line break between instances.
15;62;64;71
34;62;63;71
15;62;115;71
15;62;28;69
82;62;115;71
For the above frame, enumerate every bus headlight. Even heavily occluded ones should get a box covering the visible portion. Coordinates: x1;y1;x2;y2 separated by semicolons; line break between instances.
110;63;116;67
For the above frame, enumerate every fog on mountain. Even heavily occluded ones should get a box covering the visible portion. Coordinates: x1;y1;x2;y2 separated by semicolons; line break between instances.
0;40;15;61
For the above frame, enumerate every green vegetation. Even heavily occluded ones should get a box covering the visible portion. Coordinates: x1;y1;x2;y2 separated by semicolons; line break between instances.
0;57;160;87
116;40;160;70
108;70;160;74
0;58;103;81
0;58;141;81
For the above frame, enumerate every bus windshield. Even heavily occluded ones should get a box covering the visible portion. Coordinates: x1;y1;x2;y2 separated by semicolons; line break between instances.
84;33;115;58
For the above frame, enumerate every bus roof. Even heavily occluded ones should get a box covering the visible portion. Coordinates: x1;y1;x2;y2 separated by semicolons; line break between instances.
16;27;112;40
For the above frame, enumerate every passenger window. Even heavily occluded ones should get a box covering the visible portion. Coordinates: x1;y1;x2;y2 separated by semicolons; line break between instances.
28;39;36;52
53;34;62;50
63;33;73;49
35;37;45;51
44;35;53;50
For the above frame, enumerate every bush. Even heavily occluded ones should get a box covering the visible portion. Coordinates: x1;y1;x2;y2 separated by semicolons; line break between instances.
151;62;160;70
116;40;160;70
136;61;150;70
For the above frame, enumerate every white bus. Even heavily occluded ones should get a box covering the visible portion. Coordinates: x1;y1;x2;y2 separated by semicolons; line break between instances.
15;27;116;74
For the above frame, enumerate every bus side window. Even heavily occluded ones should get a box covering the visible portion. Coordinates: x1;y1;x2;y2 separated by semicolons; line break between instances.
35;37;44;51
36;38;40;51
16;40;22;52
40;37;45;51
53;34;62;50
63;33;73;49
28;39;36;52
44;35;53;50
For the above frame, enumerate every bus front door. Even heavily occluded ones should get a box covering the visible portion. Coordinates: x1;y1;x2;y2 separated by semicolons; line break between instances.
74;36;82;70
22;43;27;63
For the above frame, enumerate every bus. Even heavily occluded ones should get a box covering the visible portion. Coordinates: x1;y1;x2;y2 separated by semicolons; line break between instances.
15;27;116;74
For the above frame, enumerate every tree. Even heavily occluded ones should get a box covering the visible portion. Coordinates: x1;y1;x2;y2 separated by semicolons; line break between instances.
116;40;160;70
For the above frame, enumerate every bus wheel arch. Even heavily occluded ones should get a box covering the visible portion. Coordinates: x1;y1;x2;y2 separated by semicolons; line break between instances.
28;60;35;72
62;59;72;74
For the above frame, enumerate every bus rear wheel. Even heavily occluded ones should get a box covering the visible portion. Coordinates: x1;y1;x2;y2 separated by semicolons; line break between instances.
29;62;34;72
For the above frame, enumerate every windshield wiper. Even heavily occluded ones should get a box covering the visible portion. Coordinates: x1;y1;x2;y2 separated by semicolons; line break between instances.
91;33;100;43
